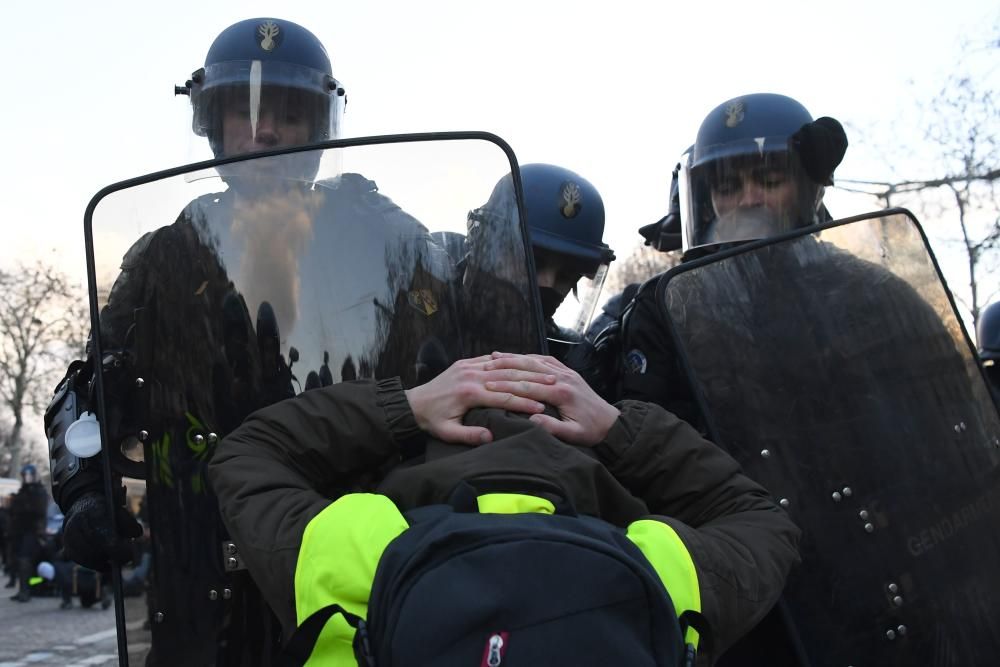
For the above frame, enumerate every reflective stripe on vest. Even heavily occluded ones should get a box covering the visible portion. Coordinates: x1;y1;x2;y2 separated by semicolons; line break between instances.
476;492;555;515
626;519;702;647
294;493;408;665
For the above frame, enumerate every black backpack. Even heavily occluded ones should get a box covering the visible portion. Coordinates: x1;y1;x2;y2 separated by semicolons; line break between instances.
286;484;698;666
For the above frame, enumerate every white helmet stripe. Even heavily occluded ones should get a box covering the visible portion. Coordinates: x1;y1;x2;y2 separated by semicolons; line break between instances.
249;60;262;141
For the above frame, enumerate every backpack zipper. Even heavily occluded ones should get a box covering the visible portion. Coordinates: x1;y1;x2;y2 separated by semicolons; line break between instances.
486;633;504;666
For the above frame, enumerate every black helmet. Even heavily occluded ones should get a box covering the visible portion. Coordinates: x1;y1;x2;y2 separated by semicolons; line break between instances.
679;93;848;257
978;301;1000;363
177;18;346;159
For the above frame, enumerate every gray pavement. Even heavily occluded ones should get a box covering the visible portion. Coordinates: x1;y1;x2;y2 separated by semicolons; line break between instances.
0;586;122;667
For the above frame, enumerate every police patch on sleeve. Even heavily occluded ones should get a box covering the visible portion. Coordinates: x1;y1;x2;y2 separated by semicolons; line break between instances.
626;348;648;375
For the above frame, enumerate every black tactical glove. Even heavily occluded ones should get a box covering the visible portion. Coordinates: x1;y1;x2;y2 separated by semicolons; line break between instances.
62;491;143;571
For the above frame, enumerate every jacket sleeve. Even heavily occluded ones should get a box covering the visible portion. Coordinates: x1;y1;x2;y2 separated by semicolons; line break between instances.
207;377;422;635
595;399;801;661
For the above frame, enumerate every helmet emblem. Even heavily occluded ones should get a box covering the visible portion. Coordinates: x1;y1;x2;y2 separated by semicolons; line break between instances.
257;21;281;52
559;182;582;219
724;100;745;128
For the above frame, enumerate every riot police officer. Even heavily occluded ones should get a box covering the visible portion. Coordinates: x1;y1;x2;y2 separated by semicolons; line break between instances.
45;17;351;665
51;13;348;559
619;93;848;423
614;94;1000;665
978;300;1000;399
464;164;616;394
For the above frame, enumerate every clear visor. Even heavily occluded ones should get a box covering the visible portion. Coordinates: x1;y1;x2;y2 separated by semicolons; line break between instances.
536;247;611;337
180;61;345;189
680;149;820;254
184;60;344;163
554;264;609;337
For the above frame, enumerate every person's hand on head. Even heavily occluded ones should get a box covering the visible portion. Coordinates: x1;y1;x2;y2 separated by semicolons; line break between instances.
483;352;620;447
404;355;552;446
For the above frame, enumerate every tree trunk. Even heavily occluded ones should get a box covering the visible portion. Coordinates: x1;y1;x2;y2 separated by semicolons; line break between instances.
7;414;23;476
952;185;980;330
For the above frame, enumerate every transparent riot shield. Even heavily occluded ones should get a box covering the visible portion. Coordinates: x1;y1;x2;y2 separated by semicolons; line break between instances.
658;209;1000;666
84;133;544;666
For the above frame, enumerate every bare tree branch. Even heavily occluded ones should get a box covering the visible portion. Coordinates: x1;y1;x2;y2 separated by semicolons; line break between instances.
842;29;999;332
605;244;680;296
839;168;1000;196
0;261;88;476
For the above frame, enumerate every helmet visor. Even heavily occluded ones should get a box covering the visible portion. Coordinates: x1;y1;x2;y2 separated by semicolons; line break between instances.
681;149;819;252
189;60;344;158
555;263;610;337
534;246;610;337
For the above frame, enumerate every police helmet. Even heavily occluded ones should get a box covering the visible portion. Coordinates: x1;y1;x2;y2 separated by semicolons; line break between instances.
519;164;615;273
20;464;37;481
978;301;1000;363
679;93;848;257
465;164;615;335
520;164;615;332
177;18;346;159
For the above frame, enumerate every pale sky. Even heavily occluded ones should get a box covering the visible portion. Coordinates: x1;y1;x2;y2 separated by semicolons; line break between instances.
2;0;998;461
2;0;997;309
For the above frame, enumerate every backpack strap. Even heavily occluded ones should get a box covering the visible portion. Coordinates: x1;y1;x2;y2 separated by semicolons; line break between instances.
293;494;408;665
678;610;712;666
282;604;371;667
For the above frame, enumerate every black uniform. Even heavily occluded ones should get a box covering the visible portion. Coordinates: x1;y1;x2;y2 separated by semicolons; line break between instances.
9;481;48;600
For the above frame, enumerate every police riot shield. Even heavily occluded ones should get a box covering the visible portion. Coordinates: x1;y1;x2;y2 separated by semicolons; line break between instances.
658;209;1000;666
84;133;544;666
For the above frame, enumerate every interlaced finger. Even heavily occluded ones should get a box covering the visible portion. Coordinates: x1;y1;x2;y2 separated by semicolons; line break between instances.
484;379;556;404
483;368;555;385
485;355;561;376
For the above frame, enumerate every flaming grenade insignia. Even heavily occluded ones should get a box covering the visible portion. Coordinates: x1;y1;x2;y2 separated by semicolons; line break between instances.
258;21;281;52
408;290;438;316
560;182;582;219
725;100;745;128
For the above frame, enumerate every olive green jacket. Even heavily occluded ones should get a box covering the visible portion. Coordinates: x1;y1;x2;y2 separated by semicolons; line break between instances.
208;378;800;662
